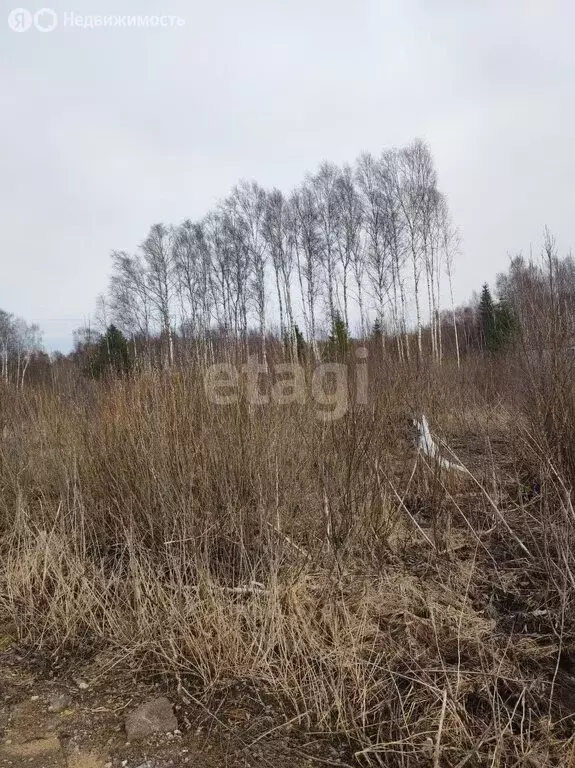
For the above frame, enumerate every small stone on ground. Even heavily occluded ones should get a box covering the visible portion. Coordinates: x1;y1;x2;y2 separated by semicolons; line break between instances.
125;699;177;742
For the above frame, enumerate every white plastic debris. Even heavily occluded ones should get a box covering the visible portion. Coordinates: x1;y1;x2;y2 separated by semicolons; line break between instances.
413;415;467;473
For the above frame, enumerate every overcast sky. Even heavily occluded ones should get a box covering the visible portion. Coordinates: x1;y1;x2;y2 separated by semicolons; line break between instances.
1;0;573;351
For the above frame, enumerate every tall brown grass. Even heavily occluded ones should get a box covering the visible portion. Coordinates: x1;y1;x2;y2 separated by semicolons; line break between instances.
1;351;575;766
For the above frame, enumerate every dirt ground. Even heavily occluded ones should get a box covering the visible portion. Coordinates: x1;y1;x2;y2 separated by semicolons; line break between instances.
0;639;354;768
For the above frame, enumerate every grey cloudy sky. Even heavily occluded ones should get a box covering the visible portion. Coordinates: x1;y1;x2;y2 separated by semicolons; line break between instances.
1;0;573;351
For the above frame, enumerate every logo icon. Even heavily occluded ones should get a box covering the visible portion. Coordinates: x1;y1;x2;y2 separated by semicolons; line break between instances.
8;8;32;31
34;7;57;31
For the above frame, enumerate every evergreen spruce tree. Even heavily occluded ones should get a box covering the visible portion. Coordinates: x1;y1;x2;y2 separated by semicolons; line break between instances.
495;299;516;350
478;283;496;352
91;324;131;377
478;283;516;353
328;313;349;358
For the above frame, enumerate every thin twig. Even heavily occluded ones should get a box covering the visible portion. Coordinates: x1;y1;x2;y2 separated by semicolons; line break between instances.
434;689;448;768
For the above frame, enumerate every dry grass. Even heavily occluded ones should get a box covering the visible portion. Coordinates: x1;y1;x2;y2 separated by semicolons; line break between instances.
1;355;575;766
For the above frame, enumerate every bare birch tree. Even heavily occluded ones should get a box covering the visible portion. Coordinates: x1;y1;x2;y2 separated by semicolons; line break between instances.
234;181;268;364
442;209;461;369
109;250;152;363
334;164;363;334
140;223;176;367
204;211;232;335
264;189;297;358
378;149;410;359
292;186;322;360
397;140;437;361
219;195;251;353
0;310;14;385
311;162;339;330
356;152;390;352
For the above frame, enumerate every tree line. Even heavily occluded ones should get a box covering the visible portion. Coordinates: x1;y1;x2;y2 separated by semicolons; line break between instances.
105;139;461;367
0;310;42;388
69;233;575;379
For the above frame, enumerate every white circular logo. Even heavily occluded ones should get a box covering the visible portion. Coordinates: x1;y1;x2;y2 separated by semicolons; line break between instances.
34;7;57;32
8;8;32;31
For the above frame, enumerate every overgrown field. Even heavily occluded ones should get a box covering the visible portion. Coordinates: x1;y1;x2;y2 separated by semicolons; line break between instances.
1;354;575;767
